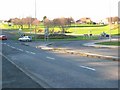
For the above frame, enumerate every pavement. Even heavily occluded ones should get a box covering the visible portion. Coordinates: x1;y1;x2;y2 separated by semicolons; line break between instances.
24;38;119;61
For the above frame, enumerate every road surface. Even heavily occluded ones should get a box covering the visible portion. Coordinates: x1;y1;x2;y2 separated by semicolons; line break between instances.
1;30;119;88
2;54;42;88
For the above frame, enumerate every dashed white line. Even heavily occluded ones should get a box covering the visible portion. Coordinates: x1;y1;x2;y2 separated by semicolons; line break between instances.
30;52;36;55
25;51;36;54
7;45;23;52
10;46;16;49
25;50;30;53
5;44;36;54
80;65;96;71
7;44;10;47
15;48;20;50
46;56;55;60
18;49;23;52
2;43;6;44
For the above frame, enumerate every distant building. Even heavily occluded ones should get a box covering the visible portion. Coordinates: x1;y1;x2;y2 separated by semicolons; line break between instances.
76;17;92;24
99;16;120;25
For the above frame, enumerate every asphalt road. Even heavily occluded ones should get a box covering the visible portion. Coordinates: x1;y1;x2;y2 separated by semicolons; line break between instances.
2;54;42;88
1;30;119;88
47;40;118;57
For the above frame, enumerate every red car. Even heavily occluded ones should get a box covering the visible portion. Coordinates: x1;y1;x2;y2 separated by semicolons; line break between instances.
0;35;7;40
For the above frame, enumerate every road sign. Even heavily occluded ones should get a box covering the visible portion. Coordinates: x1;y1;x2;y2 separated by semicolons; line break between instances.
44;27;49;41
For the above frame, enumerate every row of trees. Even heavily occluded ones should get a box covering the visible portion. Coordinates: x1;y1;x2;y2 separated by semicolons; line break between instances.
9;16;119;34
8;16;74;34
44;17;74;33
9;17;40;29
8;16;74;33
107;16;120;24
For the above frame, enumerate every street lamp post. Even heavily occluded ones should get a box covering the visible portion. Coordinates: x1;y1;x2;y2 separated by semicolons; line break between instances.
109;17;112;42
109;0;112;42
74;20;76;34
34;0;37;41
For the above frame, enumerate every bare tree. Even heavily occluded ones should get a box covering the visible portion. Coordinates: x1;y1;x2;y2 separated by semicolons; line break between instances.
53;17;74;33
22;17;33;28
11;18;20;28
44;19;56;34
11;18;24;29
44;18;51;28
112;16;120;24
11;17;40;29
107;17;120;24
32;19;40;26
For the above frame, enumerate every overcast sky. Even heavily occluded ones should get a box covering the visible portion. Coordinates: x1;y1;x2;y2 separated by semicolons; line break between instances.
0;0;119;21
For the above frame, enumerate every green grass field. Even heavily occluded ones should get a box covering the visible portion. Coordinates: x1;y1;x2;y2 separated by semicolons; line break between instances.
1;23;119;36
1;23;119;46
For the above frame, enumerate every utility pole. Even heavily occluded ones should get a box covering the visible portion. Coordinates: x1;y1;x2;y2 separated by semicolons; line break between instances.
34;0;37;41
109;17;112;42
109;0;112;42
74;19;77;34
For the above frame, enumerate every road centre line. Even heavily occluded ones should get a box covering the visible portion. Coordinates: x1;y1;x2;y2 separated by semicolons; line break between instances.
3;43;6;44
25;50;36;55
18;48;23;52
5;44;16;49
6;44;35;54
5;44;23;52
46;56;55;60
10;46;16;49
30;52;36;55
80;65;96;71
25;50;30;53
5;44;36;54
7;44;10;47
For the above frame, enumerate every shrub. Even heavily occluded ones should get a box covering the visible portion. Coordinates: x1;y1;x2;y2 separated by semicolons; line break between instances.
36;34;76;39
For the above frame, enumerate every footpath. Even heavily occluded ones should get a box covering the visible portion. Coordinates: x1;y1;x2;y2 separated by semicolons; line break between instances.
24;39;119;61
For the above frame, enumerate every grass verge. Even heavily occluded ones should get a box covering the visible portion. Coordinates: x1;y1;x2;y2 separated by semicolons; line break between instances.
96;41;120;46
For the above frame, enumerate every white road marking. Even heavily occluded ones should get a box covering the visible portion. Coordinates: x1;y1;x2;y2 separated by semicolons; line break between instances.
7;45;23;52
14;48;23;52
10;46;16;49
30;52;36;55
5;44;36;54
25;51;36;55
18;48;23;52
46;56;55;60
25;50;30;53
15;48;20;50
80;65;96;71
7;44;10;47
3;43;6;44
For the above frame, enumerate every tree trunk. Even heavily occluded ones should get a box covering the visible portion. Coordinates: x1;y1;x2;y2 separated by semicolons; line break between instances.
62;27;65;34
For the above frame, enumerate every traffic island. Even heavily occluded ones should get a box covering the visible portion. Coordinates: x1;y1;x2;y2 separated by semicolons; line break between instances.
38;46;119;61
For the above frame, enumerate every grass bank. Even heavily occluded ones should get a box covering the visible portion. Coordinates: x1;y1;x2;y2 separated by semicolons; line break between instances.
96;41;120;46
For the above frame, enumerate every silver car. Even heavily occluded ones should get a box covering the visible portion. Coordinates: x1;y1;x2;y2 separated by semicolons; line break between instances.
18;36;32;42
